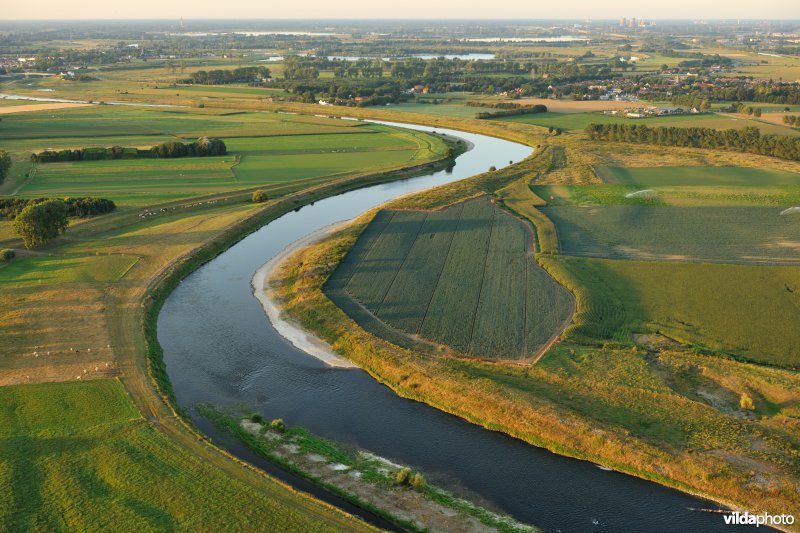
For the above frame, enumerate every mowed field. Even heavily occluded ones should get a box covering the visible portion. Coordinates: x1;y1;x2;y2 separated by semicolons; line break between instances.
540;255;800;367
0;106;448;203
326;198;573;360
533;159;800;366
596;165;800;187
542;205;800;264
0;379;364;531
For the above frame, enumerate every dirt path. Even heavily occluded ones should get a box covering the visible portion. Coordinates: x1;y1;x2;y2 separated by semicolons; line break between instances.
252;222;360;369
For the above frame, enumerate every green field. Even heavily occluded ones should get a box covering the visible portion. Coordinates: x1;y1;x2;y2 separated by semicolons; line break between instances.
326;198;573;359
541;205;800;264
0;254;138;286
541;255;800;367
1;106;448;204
596;165;800;187
0;379;357;531
497;111;800;135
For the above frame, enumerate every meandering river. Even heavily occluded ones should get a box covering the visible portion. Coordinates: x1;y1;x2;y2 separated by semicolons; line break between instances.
158;120;757;532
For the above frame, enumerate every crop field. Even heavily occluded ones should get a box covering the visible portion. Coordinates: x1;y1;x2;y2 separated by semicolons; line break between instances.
596;165;800;187
3;106;447;204
541;205;800;265
0;379;364;531
326;198;573;360
540;255;800;367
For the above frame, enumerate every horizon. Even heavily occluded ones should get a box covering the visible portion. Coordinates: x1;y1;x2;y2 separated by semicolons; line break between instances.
2;17;800;22
4;0;800;22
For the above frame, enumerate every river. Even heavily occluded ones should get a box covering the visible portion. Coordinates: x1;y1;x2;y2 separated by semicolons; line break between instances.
158;120;757;532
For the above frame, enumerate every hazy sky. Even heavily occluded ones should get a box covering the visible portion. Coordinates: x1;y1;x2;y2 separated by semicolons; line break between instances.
4;0;800;21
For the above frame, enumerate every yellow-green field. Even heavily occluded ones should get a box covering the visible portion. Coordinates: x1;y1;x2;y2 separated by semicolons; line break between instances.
0;379;367;531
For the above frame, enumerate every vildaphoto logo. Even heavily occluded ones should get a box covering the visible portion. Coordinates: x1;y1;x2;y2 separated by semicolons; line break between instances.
723;511;795;528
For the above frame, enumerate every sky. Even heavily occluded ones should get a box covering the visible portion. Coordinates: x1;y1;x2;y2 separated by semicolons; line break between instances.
4;0;800;21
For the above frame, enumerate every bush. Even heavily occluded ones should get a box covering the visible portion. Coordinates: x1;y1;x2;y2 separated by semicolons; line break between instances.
1;249;15;262
740;392;755;411
410;472;426;491
270;418;286;433
252;190;269;203
394;467;411;485
488;166;497;172
250;413;264;423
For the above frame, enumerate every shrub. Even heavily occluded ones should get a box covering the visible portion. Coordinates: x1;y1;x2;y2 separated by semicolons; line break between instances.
270;418;286;433
488;166;497;172
250;413;264;423
1;249;14;262
410;472;426;491
394;467;411;485
740;392;755;411
252;190;269;203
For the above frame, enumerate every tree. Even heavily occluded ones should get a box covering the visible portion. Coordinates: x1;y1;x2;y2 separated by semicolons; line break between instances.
12;199;68;248
252;190;268;203
0;150;10;184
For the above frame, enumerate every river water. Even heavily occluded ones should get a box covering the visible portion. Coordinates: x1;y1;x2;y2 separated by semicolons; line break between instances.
158;120;757;532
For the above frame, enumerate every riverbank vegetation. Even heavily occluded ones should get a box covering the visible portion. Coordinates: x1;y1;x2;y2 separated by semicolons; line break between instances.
198;405;537;533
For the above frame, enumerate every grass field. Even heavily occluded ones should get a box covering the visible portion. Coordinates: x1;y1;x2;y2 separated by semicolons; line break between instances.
0;106;448;204
596;165;800;187
0;379;366;531
497;111;800;136
326;198;573;360
540;255;800;367
541;205;800;265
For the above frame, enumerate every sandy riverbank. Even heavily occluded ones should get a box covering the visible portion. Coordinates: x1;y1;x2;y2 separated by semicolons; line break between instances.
252;221;359;369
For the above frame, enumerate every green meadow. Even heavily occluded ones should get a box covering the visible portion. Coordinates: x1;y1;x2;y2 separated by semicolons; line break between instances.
0;379;364;531
0;106;447;204
540;255;800;367
497;110;800;135
596;165;800;187
541;205;800;265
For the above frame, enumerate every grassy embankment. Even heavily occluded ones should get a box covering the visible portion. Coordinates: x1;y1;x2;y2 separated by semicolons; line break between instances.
270;132;800;518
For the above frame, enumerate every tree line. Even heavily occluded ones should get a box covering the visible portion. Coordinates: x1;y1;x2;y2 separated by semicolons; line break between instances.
783;115;800;127
584;123;800;162
31;137;226;163
185;66;270;85
0;150;10;184
475;104;548;119
0;197;116;220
